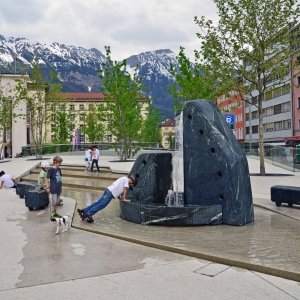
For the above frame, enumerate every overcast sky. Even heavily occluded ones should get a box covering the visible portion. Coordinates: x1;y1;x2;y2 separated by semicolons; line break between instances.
0;0;218;60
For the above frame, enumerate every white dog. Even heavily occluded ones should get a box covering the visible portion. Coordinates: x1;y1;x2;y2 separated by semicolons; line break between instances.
51;213;70;234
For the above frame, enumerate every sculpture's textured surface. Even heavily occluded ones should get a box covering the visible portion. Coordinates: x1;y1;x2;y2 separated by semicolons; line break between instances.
183;100;254;225
120;100;254;226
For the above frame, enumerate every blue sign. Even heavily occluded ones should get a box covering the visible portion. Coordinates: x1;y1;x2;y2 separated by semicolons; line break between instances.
224;114;235;127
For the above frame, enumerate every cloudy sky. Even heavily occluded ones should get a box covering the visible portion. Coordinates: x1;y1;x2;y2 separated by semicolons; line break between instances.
0;0;218;60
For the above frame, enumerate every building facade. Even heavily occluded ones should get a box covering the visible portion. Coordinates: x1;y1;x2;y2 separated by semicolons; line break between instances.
244;82;292;144
0;74;29;157
160;119;175;149
217;92;245;142
45;92;150;144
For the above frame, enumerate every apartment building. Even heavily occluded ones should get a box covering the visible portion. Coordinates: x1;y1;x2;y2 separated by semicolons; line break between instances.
244;82;292;144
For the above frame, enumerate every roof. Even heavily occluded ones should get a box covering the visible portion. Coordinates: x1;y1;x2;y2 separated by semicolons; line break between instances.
160;119;175;127
59;92;149;102
60;93;105;101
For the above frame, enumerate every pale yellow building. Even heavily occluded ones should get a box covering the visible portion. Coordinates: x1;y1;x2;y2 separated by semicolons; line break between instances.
0;74;29;157
45;92;150;143
160;119;175;149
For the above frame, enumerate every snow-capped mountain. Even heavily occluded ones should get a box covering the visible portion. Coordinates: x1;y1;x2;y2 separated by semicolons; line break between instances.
0;35;178;116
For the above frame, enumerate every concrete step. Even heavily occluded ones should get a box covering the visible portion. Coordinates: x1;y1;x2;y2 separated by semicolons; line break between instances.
32;168;120;180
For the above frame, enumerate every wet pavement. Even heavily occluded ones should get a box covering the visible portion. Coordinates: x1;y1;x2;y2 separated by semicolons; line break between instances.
1;154;300;299
71;191;300;282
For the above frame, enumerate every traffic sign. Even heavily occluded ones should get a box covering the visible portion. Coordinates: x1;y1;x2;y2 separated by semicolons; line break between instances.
224;114;235;128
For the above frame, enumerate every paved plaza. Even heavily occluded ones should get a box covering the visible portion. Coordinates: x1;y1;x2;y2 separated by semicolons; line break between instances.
0;154;300;299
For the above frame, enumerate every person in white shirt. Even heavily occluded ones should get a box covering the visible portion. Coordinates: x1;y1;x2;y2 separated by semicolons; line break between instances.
90;146;100;172
0;171;16;189
84;146;92;171
77;174;138;223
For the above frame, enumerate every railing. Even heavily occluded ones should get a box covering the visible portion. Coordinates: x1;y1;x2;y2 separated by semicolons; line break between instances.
241;143;300;172
21;142;160;157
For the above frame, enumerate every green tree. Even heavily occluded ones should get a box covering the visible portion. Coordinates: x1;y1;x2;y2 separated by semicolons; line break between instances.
99;46;144;160
51;103;73;144
139;105;162;145
16;64;62;158
195;0;300;175
83;104;106;143
168;46;218;113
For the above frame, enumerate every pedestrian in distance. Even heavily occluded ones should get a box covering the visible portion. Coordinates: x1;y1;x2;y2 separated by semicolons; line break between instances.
91;145;100;172
84;146;92;171
46;156;63;218
0;171;16;189
77;174;138;223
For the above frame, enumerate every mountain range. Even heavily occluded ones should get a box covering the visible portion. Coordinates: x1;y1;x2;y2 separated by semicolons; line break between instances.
0;35;179;117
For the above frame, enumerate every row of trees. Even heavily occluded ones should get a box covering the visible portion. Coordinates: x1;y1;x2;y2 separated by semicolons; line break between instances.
0;52;162;160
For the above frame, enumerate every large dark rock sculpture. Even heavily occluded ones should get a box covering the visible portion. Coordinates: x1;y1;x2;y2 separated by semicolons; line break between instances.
183;100;253;225
120;100;254;226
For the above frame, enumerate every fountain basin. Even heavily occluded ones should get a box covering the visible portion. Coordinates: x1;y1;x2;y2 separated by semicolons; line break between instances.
120;201;222;225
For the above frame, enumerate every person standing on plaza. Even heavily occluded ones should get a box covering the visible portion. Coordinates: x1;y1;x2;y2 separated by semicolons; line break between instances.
84;146;92;171
91;145;100;172
0;171;16;189
46;156;63;218
77;174;138;223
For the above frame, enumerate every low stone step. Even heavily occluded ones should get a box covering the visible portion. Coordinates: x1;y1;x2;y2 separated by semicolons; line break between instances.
31;168;120;180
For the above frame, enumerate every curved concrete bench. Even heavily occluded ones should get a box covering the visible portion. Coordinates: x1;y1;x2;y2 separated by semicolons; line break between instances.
271;185;300;207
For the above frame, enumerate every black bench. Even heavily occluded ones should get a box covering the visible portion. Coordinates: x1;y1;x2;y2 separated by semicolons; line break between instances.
271;185;300;207
16;182;37;198
25;188;49;211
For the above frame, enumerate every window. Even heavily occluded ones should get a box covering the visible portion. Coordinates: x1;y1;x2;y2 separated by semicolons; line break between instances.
252;125;258;134
239;128;243;139
298;119;300;129
251;96;258;105
298;97;300;109
282;102;290;112
79;104;84;110
70;104;75;111
273;87;281;98
265;123;274;132
246;127;250;134
107;135;112;142
265;90;272;100
298;77;300;86
274;121;282;131
266;107;274;116
282;84;290;95
245;113;249;121
274;104;282;114
251;111;258;119
283;120;291;130
51;114;56;121
79;114;85;121
51;105;56;111
59;104;66;110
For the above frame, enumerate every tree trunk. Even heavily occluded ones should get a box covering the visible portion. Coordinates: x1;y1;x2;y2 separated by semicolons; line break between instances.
258;99;266;175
